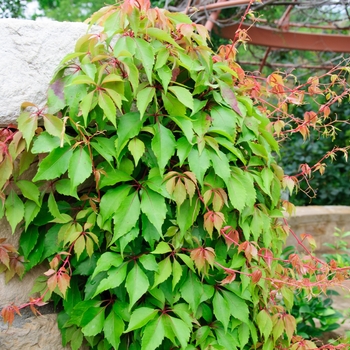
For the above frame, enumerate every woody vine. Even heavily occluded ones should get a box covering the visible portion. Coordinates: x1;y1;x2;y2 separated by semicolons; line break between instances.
0;0;350;349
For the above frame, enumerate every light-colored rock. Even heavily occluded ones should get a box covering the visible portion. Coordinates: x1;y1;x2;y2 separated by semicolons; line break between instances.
0;313;69;350
285;205;350;253
0;19;91;126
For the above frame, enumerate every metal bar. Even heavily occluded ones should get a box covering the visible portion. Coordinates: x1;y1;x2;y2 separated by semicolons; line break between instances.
218;24;350;53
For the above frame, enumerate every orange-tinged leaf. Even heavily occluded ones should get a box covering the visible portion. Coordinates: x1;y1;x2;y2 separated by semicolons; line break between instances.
174;179;187;207
190;247;206;273
74;235;85;260
1;305;21;326
47;274;58;292
57;273;70;297
220;272;236;285
283;314;296;341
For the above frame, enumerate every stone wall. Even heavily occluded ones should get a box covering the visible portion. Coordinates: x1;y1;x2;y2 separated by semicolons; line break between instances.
285;206;350;253
0;18;91;350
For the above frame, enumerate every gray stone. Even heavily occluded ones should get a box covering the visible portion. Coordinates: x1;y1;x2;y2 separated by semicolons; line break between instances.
0;19;91;126
0;313;69;350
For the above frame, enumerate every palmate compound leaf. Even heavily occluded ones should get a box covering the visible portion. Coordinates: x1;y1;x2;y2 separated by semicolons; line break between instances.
126;262;150;310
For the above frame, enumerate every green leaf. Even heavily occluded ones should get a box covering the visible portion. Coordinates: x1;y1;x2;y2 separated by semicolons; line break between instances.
126;262;150;310
215;327;239;349
141;188;166;236
93;263;128;297
92;252;123;278
128;138;145;166
103;304;124;349
99;185;131;225
125;307;158;332
98;163;133;188
188;148;210;185
151;242;172;255
17;111;38;148
139;254;159;272
169;116;194;144
226;176;247;212
99;92;117;127
144;27;180;48
90;138;114;165
115;112;143;158
33;145;73;181
180;271;203;312
80;91;95;126
16;180;40;206
176;198;200;234
177;253;195;272
156;65;172;93
151;124;176;175
209;150;231;183
221;290;250;324
19;225;39;258
168;315;191;348
135;38;154;84
281;285;294;310
238;323;250;349
172;259;183;290
141;317;165;350
168;86;194;111
68;146;92;190
213;291;230;332
112;192;140;243
152;256;172;288
136;87;155;119
176;137;192;166
114;36;136;57
256;309;273;339
162;92;187;117
0;157;13;189
5;190;24;233
48;192;72;223
43;114;64;140
23;200;40;230
210;106;237;142
81;307;105;337
31;132;61;154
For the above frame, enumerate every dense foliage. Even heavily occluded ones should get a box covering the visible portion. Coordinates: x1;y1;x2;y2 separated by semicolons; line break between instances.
0;1;349;350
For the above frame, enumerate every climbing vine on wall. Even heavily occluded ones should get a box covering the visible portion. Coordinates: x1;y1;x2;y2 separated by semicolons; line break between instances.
0;1;349;349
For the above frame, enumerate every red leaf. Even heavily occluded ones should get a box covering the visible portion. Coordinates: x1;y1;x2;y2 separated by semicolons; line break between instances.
251;270;262;284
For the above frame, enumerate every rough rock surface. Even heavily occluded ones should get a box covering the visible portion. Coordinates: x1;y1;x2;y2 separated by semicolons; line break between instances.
0;313;68;350
0;19;90;126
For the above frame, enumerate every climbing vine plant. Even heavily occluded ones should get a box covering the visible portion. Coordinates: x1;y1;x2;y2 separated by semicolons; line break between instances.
1;1;349;349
